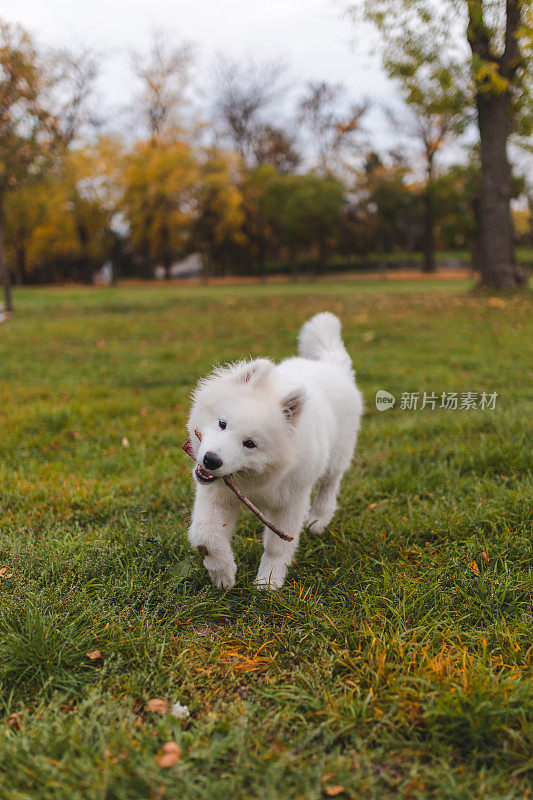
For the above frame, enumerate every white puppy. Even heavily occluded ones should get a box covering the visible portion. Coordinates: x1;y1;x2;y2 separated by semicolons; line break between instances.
186;312;363;589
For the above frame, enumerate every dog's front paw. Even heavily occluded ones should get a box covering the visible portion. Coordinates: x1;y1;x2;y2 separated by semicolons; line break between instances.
305;508;334;534
203;554;236;590
254;558;286;590
305;516;327;534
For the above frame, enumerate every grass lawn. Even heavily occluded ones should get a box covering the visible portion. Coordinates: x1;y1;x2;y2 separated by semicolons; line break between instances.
0;279;531;799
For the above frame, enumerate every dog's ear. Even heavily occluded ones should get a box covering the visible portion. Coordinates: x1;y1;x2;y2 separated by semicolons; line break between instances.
232;359;274;385
281;388;305;424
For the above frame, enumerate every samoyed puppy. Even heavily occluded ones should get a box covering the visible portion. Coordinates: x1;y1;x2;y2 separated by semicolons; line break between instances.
186;312;363;589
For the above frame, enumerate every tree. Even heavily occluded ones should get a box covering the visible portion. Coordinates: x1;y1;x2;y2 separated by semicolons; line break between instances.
0;21;55;312
131;28;194;140
298;81;367;175
384;61;468;271
352;0;532;288
122;139;198;275
252;125;300;173
432;161;479;257
47;44;102;147
194;148;245;276
356;151;419;260
253;168;345;273
466;0;530;287
4;137;122;283
213;56;288;166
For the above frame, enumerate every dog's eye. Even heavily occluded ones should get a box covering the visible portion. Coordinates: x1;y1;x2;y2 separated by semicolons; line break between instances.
243;439;256;449
218;420;227;430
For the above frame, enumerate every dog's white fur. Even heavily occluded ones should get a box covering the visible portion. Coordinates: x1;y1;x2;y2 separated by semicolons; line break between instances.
186;312;363;589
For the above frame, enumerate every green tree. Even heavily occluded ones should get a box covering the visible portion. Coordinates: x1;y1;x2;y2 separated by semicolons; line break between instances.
352;0;532;288
385;63;468;272
432;162;479;257
356;151;419;263
256;168;345;273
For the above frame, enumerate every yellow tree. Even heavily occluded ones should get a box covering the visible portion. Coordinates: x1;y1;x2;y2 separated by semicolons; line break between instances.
122;138;199;274
0;21;55;311
4;136;123;282
194;149;245;276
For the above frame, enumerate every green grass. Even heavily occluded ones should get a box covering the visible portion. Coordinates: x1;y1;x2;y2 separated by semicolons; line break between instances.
0;279;531;800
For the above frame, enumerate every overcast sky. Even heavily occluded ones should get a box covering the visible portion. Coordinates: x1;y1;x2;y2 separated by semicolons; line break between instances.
5;0;399;149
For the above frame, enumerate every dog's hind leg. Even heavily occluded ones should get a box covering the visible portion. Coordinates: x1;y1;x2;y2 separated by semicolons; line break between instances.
254;492;310;590
306;471;343;534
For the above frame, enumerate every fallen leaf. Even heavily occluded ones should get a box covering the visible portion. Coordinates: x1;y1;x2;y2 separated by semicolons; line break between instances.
146;698;169;714
403;779;425;795
156;741;181;767
0;567;13;578
9;712;23;730
482;551;489;562
488;297;506;307
321;773;334;782
325;787;345;797
86;650;103;660
469;560;479;575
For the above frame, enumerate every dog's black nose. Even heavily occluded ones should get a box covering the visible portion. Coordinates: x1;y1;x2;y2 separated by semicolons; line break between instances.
203;451;222;471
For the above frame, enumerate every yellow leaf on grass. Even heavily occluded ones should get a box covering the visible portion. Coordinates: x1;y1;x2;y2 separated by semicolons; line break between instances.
86;650;103;660
325;787;345;797
146;698;169;714
156;741;181;767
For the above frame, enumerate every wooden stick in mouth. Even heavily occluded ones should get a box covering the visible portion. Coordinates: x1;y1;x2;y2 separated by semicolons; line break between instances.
222;475;293;541
182;437;294;542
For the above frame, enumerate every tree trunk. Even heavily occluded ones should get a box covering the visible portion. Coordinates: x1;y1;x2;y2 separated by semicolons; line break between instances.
421;188;435;273
0;201;14;313
476;92;525;289
422;157;436;273
15;244;27;285
378;240;388;281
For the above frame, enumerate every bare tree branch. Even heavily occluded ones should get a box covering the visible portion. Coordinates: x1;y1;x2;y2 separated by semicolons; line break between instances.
131;27;194;140
213;55;289;165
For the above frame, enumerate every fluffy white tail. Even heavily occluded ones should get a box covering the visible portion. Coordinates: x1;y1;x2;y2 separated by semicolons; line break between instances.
298;312;353;373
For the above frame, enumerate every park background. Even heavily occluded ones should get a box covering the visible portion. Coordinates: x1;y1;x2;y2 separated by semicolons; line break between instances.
0;0;532;304
0;2;532;799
